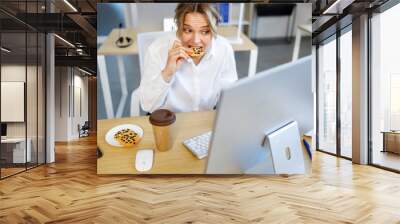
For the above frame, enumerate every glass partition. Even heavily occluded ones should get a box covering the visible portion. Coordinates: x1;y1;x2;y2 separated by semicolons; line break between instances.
317;35;337;155
370;3;400;171
0;1;46;179
1;28;28;178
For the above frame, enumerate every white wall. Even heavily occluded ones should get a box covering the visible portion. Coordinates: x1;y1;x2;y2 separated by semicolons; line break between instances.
1;64;46;163
135;3;177;31
1;65;37;138
72;73;89;138
55;67;69;141
54;67;89;141
1;65;26;139
254;3;311;39
1;82;25;122
1;65;26;81
128;3;311;39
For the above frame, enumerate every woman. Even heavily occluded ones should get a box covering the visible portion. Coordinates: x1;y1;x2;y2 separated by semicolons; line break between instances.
139;3;238;113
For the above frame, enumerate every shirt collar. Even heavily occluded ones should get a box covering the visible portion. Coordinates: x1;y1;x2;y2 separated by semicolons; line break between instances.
204;36;216;60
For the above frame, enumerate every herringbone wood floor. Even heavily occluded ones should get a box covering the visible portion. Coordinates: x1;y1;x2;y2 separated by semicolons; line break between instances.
1;135;400;224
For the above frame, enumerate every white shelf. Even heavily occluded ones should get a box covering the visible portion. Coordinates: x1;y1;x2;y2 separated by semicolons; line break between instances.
219;20;250;26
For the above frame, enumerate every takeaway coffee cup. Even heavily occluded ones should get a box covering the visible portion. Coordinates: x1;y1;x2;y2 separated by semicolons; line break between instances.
149;109;176;152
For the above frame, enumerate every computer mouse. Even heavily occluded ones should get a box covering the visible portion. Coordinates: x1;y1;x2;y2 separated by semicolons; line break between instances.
135;149;154;172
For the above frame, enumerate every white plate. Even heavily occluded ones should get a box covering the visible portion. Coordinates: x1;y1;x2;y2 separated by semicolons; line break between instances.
105;124;144;147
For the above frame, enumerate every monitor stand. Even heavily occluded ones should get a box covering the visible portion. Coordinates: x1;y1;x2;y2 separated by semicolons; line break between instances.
266;121;306;174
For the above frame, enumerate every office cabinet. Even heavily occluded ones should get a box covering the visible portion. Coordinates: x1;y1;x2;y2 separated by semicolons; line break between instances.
382;131;400;154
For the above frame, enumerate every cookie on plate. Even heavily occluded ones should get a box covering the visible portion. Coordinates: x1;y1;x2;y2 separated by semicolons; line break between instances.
113;128;141;147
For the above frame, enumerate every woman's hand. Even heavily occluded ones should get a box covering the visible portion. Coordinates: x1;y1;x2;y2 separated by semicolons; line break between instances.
161;40;190;82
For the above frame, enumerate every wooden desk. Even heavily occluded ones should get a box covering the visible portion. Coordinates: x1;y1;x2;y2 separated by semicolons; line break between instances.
97;111;215;174
98;28;140;56
292;24;312;61
98;111;312;175
1;138;32;163
98;26;257;55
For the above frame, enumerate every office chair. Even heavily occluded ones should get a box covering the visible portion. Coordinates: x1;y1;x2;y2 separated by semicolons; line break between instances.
78;121;90;138
130;31;173;116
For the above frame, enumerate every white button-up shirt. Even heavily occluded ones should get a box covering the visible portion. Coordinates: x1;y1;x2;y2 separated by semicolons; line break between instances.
139;33;238;113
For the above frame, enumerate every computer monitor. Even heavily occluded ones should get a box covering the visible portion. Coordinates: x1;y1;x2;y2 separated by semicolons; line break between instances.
206;56;313;174
1;123;7;138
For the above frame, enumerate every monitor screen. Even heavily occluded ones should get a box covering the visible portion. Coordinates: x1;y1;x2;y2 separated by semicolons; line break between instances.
1;123;7;137
206;56;313;174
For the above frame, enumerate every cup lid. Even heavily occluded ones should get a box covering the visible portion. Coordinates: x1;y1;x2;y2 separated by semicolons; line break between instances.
149;109;176;126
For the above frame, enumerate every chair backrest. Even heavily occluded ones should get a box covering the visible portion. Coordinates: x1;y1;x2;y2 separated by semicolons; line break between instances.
137;31;173;77
82;121;90;129
130;88;141;116
134;31;174;117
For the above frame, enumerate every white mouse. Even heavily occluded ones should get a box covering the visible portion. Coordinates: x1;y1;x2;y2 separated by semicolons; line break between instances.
135;149;154;172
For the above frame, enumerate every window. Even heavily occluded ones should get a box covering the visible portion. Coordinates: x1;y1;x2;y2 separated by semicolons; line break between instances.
370;2;400;171
318;36;337;155
339;28;352;158
316;24;353;159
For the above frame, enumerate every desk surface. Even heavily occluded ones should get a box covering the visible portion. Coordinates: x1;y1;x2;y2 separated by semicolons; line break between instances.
298;24;312;34
98;26;257;56
381;131;400;134
98;111;312;175
97;111;215;174
1;138;28;143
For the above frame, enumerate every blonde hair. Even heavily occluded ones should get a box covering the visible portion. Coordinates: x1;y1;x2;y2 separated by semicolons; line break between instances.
174;3;220;36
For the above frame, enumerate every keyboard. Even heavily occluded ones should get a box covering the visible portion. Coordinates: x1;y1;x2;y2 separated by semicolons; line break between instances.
183;131;212;159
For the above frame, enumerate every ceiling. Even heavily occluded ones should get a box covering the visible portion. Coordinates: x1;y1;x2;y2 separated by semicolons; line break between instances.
311;0;391;44
0;0;97;74
1;0;395;74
